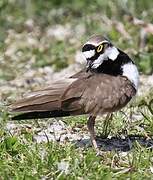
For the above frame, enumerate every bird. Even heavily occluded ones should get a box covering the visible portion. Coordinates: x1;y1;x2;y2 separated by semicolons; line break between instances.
10;35;139;153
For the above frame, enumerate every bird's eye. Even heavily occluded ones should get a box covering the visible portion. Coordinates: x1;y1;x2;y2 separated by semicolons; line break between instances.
97;44;103;53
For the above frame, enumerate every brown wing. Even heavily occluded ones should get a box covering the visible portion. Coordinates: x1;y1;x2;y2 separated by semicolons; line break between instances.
11;69;136;119
61;74;136;116
10;79;76;112
10;69;92;120
10;68;92;113
70;68;92;79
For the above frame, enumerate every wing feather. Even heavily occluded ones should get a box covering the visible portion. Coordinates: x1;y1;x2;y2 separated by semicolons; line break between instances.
11;70;136;118
10;79;76;112
61;74;135;115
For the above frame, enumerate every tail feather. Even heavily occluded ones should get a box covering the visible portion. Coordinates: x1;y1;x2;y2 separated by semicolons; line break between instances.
10;78;84;120
11;100;60;112
12;110;71;120
11;94;60;108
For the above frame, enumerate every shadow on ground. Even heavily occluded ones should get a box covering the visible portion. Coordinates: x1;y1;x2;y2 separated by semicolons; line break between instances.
74;135;153;152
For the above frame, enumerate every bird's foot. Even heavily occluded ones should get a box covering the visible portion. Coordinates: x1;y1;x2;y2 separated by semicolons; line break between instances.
95;148;103;156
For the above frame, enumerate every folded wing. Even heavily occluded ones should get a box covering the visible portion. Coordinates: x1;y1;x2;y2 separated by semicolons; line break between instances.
10;72;136;120
10;79;76;113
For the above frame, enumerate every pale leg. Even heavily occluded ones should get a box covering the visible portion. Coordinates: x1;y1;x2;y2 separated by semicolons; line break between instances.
87;116;99;153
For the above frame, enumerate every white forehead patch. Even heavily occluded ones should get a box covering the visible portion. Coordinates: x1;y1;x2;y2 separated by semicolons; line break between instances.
83;49;95;59
86;40;109;46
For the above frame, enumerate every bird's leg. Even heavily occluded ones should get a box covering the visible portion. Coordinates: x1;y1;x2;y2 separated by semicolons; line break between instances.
87;116;99;153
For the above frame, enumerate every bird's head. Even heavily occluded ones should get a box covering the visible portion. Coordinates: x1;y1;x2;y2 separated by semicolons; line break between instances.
82;35;119;70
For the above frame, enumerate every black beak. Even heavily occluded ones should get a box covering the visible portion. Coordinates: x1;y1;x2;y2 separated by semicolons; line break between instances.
86;60;92;72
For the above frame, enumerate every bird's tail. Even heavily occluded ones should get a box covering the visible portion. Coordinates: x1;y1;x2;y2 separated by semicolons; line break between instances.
12;110;71;120
9;80;84;120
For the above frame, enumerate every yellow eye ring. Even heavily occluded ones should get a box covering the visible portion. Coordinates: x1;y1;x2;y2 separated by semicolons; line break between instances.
97;44;103;53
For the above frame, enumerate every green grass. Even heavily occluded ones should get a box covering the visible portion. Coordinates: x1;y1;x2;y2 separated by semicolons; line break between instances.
1;0;153;81
1;0;153;179
1;98;153;179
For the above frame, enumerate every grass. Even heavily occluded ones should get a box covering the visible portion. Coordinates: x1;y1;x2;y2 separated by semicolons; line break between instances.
1;99;153;179
1;0;153;179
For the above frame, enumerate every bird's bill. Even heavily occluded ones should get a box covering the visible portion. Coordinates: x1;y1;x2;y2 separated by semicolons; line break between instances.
86;60;93;71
